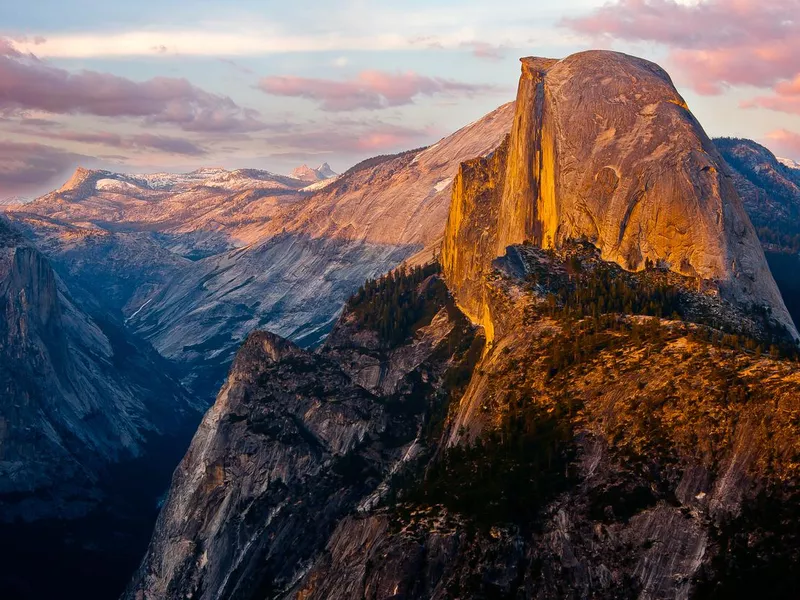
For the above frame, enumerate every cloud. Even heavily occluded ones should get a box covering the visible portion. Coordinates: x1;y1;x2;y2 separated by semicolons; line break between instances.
461;41;506;61
0;140;89;195
8;22;576;59
264;120;437;154
0;38;22;57
16;117;63;129
765;129;800;158
258;70;496;111
51;131;207;156
0;38;266;133
218;58;254;75
742;75;800;115
562;0;800;106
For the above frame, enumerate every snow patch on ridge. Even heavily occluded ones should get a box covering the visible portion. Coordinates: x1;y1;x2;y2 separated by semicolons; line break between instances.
778;157;800;170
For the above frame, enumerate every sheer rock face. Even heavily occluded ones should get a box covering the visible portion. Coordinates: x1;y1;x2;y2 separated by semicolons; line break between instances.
0;218;200;522
443;51;797;341
123;279;478;600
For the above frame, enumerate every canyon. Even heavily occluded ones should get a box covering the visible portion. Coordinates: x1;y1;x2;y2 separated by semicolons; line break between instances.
5;104;513;400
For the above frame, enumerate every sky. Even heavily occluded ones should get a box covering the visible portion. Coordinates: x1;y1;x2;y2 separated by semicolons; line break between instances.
1;0;799;198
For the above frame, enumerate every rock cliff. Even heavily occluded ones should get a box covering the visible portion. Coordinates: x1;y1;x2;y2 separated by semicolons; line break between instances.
443;51;797;342
290;245;800;600
127;244;800;599
123;269;480;599
0;217;201;523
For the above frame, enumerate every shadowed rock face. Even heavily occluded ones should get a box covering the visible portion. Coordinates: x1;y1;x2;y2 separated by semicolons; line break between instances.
443;50;797;341
714;137;800;237
122;275;479;600
0;218;201;523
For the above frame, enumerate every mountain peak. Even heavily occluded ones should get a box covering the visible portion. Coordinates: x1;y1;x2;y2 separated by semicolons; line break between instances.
57;167;111;196
778;157;800;170
443;49;797;341
291;163;338;183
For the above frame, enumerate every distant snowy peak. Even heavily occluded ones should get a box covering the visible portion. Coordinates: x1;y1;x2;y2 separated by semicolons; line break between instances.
291;163;338;183
778;157;800;170
54;166;306;197
316;162;337;178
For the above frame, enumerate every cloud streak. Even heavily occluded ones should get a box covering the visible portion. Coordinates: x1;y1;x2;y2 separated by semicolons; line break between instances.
258;70;496;111
562;0;800;107
743;75;800;116
0;38;266;133
0;141;89;195
262;118;437;154
8;20;577;59
462;41;507;61
51;131;207;156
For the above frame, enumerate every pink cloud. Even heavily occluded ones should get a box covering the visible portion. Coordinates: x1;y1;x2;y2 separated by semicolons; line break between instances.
462;42;506;61
258;70;495;111
765;129;800;159
0;38;21;57
265;121;436;154
0;37;265;133
742;74;800;115
562;0;800;109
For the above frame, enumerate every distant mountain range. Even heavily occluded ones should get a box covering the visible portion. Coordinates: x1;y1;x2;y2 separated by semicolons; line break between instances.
3;105;512;402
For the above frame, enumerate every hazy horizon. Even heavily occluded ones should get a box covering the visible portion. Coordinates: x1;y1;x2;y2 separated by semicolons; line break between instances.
2;0;799;199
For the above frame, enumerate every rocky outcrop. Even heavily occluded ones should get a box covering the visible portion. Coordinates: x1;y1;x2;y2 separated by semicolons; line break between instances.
291;245;800;600
443;51;797;342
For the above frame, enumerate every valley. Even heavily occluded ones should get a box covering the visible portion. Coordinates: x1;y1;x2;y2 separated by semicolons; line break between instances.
2;44;800;600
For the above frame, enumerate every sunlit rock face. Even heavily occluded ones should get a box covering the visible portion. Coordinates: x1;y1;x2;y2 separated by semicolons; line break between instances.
443;50;797;342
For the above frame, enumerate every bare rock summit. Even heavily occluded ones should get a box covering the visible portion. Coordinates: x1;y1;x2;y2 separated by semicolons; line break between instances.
443;50;797;341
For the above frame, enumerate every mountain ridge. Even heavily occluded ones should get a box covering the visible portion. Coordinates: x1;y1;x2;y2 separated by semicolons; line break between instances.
5;103;514;399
